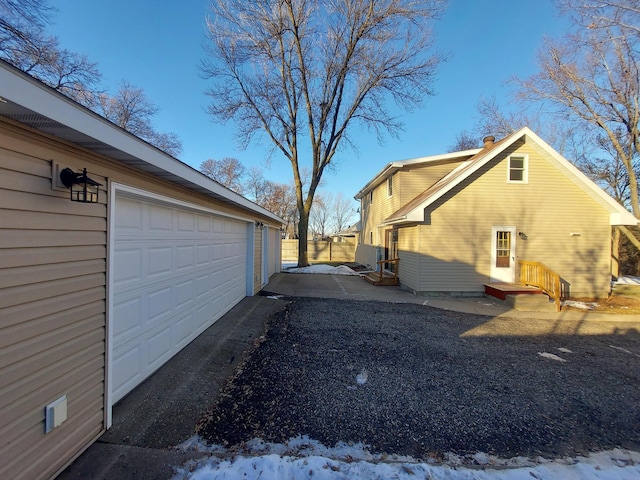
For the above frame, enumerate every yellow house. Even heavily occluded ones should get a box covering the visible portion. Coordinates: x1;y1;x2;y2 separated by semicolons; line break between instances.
354;128;637;298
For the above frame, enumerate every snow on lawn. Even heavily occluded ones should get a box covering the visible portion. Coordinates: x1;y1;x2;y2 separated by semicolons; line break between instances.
615;276;640;285
563;300;598;310
174;436;640;480
285;264;360;275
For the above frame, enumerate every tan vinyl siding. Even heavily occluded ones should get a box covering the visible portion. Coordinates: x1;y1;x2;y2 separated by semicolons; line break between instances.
361;160;464;247
397;226;420;291
0;124;107;480
396;161;462;206
411;138;612;296
0;116;274;480
268;227;278;277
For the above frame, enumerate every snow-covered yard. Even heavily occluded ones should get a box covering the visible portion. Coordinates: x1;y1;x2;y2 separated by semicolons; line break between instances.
283;264;361;275
175;437;640;479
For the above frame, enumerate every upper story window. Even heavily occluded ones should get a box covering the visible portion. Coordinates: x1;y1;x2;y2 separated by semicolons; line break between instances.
508;154;528;183
369;190;373;205
387;175;393;197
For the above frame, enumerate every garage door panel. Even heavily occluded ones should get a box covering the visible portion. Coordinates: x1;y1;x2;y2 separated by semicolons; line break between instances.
147;326;173;366
177;245;195;270
147;287;173;324
112;347;143;400
111;194;248;403
148;247;173;277
178;211;193;229
149;204;173;231
114;248;143;285
112;295;143;339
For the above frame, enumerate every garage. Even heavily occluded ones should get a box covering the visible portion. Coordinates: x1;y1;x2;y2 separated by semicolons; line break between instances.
0;61;285;480
110;189;250;403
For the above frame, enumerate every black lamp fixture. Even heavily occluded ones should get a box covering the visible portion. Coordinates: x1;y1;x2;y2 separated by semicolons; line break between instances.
59;168;102;203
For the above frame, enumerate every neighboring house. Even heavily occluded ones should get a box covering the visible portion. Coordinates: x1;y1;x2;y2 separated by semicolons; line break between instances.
329;221;361;243
0;60;283;480
354;128;637;298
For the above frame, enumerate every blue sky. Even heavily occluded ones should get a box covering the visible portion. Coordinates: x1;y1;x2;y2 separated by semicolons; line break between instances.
49;0;568;201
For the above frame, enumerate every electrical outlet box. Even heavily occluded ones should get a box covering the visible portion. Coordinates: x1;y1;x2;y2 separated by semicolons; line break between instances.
45;395;67;433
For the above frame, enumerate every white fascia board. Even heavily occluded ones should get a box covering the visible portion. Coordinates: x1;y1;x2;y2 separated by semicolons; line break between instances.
610;211;638;226
0;64;284;225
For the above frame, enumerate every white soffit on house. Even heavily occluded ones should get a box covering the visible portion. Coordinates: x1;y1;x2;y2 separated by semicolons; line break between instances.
0;60;283;225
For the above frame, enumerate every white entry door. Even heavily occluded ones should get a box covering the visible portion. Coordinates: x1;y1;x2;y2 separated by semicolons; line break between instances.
490;226;516;283
110;191;248;404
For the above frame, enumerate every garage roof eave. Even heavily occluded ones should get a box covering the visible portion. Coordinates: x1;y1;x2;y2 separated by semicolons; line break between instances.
0;60;284;226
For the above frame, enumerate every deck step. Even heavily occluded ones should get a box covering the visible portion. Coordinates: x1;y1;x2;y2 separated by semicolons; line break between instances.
484;282;542;300
363;272;399;286
505;293;557;312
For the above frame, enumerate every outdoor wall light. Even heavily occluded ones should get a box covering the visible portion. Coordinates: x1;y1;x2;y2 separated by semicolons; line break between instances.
59;168;102;203
518;231;528;240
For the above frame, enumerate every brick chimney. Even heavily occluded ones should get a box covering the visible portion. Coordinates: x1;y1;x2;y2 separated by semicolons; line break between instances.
483;135;495;148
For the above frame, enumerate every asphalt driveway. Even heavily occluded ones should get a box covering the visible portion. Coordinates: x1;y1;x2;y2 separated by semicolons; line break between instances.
198;296;640;460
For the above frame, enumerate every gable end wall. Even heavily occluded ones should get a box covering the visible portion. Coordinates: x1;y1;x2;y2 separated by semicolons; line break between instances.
409;139;612;296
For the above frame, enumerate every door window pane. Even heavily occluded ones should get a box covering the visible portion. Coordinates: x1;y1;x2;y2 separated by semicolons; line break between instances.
496;231;511;267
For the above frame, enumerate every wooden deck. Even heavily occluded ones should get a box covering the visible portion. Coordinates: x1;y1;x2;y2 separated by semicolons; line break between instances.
363;271;400;286
484;282;543;300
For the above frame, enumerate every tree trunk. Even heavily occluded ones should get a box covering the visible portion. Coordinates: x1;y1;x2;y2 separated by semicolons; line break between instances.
297;208;310;267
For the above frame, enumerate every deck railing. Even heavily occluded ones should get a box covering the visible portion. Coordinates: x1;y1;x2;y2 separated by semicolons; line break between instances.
376;258;399;284
518;260;562;311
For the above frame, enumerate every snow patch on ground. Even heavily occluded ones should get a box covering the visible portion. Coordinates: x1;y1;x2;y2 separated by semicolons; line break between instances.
355;369;368;385
563;300;598;310
174;436;640;479
538;352;568;362
615;276;640;285
285;264;360;275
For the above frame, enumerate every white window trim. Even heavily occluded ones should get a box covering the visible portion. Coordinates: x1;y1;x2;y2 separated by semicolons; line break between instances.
507;154;528;184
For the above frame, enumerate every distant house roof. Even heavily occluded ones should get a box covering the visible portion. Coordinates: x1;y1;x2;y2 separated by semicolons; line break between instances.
333;221;361;237
0;59;284;225
364;127;636;227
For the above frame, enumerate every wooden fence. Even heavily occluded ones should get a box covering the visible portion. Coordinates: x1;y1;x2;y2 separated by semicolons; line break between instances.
282;239;356;263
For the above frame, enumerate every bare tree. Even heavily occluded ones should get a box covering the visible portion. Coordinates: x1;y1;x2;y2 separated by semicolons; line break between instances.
557;0;640;38
309;193;331;240
0;0;102;106
202;0;445;266
448;130;479;152
331;192;357;233
199;157;246;193
98;81;183;156
516;3;640;216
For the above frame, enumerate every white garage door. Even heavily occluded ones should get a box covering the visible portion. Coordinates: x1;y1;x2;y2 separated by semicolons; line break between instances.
111;192;248;403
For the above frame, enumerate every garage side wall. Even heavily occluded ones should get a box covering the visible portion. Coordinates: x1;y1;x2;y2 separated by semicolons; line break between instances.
0;117;281;480
0;123;107;480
